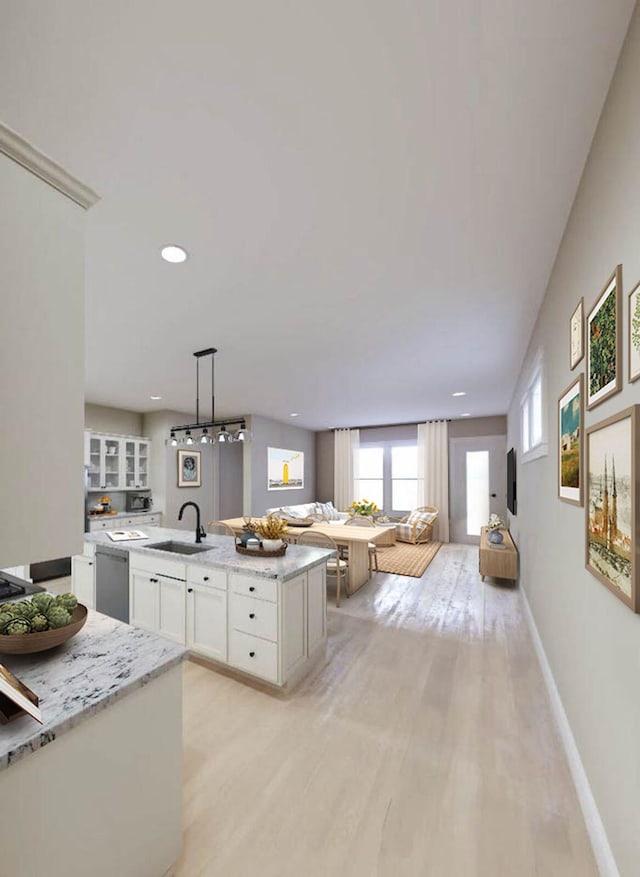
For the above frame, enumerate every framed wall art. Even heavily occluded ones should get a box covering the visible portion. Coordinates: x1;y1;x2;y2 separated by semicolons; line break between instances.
585;405;639;613
569;297;584;370
628;279;640;383
267;447;304;490
586;265;622;410
558;374;583;506
177;449;201;487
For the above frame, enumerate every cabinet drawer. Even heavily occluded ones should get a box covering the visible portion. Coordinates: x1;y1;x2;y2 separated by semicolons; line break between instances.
90;519;113;531
228;630;279;683
229;592;278;642
129;550;186;580
187;564;227;590
229;573;278;604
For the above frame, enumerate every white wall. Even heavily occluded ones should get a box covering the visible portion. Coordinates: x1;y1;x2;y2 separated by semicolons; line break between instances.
508;9;640;875
0;150;86;566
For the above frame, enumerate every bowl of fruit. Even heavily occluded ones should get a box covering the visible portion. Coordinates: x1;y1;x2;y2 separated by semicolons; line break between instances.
0;593;88;654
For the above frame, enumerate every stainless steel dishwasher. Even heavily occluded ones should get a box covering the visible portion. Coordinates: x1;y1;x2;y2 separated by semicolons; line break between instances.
95;544;130;623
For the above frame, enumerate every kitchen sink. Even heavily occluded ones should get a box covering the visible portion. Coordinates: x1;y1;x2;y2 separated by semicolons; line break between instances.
145;541;212;555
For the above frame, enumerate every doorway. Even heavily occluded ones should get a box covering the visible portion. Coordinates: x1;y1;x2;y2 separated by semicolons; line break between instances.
449;435;507;544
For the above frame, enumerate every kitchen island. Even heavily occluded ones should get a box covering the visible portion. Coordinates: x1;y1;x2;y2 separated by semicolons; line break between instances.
0;609;186;877
83;526;333;688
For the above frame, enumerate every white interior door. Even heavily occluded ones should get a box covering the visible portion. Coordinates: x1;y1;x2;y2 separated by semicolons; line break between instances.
449;435;507;544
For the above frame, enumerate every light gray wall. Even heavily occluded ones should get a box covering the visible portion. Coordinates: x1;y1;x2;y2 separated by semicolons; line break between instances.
449;415;506;438
243;415;316;515
142;411;215;531
0;151;86;567
218;441;243;519
507;10;640;875
85;403;143;436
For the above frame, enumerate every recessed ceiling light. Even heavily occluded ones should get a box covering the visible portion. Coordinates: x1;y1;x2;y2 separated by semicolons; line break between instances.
461;413;471;417
289;413;299;417
161;245;188;263
150;395;162;400
452;391;466;397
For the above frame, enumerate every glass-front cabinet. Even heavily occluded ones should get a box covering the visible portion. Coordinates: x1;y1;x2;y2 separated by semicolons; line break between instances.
125;439;150;489
86;433;151;491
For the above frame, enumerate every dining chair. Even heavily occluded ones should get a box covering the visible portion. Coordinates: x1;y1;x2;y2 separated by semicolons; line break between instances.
206;520;236;537
343;515;379;576
297;530;348;608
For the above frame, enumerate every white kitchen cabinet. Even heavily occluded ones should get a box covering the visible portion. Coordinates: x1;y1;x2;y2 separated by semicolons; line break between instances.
187;583;227;661
124;439;150;490
307;563;327;656
86;432;152;492
125;550;328;688
71;554;95;610
87;434;123;492
158;576;186;644
129;570;159;633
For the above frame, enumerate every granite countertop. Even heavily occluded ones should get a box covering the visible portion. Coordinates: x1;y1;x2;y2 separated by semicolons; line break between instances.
0;610;186;771
85;526;335;581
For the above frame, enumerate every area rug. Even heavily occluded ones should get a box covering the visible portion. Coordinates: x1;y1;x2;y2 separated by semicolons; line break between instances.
374;541;442;578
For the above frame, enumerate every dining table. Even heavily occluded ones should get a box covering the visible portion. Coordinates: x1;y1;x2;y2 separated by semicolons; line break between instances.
221;518;394;594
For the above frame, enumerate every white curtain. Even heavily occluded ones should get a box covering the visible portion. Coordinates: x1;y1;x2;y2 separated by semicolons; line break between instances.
334;428;360;513
417;421;449;543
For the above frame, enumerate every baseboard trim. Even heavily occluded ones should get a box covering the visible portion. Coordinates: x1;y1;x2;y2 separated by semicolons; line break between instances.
521;588;619;877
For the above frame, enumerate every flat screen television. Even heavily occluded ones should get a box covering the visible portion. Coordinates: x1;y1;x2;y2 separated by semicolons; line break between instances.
507;447;517;515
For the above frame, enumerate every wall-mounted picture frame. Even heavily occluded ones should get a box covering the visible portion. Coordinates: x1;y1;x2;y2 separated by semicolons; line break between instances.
177;449;201;487
628;279;640;383
586;265;622;410
569;297;584;370
558;374;583;506
267;447;304;490
585;405;639;613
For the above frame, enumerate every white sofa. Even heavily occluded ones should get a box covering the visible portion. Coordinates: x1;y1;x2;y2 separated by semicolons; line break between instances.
264;501;348;523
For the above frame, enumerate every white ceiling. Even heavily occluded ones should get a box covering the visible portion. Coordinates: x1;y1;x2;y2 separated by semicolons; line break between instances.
0;1;635;429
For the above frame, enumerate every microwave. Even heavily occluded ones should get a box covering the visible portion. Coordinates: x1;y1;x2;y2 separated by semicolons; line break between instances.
126;491;152;512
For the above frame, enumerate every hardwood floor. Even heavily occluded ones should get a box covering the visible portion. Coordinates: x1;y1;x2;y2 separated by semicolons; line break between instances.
175;543;597;876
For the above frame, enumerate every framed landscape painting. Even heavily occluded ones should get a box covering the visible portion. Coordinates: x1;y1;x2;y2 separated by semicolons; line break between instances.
558;374;583;505
628;280;640;383
569;298;584;370
586;265;622;410
267;447;304;490
177;449;201;487
585;406;640;612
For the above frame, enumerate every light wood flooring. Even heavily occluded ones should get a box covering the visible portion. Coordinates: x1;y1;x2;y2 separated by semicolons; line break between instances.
175;544;598;877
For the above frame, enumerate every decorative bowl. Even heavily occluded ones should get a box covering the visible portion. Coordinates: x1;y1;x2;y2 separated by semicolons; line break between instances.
0;604;88;655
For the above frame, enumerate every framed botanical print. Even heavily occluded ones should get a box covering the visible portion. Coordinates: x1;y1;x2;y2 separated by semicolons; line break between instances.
586;265;622;410
177;449;201;487
585;405;640;612
628;280;640;383
569;298;584;370
558;374;583;505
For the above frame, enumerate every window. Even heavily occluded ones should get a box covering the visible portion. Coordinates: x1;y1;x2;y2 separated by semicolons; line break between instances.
355;442;418;514
520;350;547;461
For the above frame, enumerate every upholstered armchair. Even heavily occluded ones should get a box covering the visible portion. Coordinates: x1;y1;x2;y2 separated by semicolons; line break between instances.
393;506;439;544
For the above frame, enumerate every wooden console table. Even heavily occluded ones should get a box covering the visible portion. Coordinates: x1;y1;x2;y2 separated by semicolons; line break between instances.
479;528;518;582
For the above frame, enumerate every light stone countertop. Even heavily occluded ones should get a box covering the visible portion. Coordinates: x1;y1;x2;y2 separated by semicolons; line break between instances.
85;526;335;581
0;610;186;771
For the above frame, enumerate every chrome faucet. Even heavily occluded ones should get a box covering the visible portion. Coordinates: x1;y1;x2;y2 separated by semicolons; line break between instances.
178;501;206;543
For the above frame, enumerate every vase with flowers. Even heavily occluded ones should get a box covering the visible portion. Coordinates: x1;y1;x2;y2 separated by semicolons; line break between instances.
486;514;504;544
254;515;289;551
347;498;380;518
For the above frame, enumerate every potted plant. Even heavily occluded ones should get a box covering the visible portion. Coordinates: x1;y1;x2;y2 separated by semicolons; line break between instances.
254;515;289;551
346;498;380;517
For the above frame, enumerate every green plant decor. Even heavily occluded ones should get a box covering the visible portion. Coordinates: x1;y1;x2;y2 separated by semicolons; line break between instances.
590;292;617;396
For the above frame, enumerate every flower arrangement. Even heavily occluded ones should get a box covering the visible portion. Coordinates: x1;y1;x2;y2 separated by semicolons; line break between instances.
487;514;504;532
254;515;289;540
347;498;380;517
